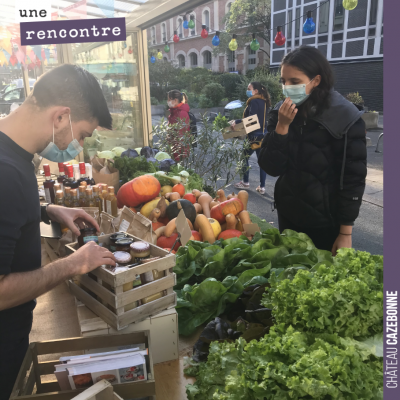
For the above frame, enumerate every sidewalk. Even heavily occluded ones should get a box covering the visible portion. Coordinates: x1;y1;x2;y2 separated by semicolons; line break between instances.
364;167;383;207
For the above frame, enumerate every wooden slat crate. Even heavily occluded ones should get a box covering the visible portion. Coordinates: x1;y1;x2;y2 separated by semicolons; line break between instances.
71;380;123;400
66;233;177;331
10;332;156;400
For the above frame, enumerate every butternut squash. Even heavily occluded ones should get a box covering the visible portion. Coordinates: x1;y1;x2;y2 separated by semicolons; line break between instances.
227;192;237;200
192;189;202;199
237;191;249;211
149;208;164;231
198;193;213;218
169;192;181;202
216;189;227;202
210;200;220;209
195;215;215;244
238;210;251;225
236;219;244;232
194;203;203;214
155;226;166;238
164;217;194;237
225;214;238;230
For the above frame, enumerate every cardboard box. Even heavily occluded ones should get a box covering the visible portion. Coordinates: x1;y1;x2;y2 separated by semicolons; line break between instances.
66;232;177;331
76;302;179;365
10;332;156;400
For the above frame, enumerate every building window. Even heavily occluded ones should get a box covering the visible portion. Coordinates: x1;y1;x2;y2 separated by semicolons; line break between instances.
190;53;198;67
203;10;210;31
151;27;156;44
190;15;195;36
227;2;232;13
295;8;300;37
369;0;378;25
177;54;185;68
319;1;329;34
203;51;212;69
161;23;166;42
333;0;344;31
228;50;235;72
178;18;183;38
287;9;292;38
248;46;257;70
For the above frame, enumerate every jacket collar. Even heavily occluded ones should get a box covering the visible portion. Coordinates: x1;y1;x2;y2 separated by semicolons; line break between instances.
246;94;266;106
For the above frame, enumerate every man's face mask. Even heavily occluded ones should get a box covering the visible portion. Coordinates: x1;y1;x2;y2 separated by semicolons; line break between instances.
39;115;83;162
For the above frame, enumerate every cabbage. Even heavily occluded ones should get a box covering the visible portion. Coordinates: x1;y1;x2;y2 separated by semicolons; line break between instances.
135;147;142;154
155;151;171;161
97;150;115;159
147;157;159;165
152;148;160;157
121;148;139;158
112;147;127;157
159;158;176;172
140;146;153;159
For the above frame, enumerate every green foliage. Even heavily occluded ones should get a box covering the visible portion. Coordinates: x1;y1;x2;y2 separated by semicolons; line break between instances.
213;113;230;131
236;70;284;107
182;91;200;108
217;72;244;100
230;105;246;121
112;156;158;184
180;68;218;94
150;97;159;105
198;94;210;109
186;325;383;400
246;64;270;78
346;91;364;105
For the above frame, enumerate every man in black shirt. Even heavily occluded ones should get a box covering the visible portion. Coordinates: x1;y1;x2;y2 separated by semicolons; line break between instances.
0;65;116;399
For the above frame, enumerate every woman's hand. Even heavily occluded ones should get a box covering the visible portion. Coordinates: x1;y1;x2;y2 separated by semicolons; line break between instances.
331;233;352;256
229;120;236;130
47;205;100;236
276;98;298;135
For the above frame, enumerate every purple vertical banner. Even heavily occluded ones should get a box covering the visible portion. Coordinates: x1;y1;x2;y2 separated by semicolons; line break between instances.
385;1;399;399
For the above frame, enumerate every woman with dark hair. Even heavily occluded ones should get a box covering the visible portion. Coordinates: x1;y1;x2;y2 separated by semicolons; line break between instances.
259;46;367;254
167;90;190;162
232;81;271;194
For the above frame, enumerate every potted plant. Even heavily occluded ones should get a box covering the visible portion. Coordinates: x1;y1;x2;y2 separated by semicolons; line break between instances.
346;92;379;129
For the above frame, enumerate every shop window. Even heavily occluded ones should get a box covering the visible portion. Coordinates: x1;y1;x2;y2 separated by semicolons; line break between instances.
177;54;185;68
203;51;212;69
370;0;378;25
72;34;144;160
190;53;198;67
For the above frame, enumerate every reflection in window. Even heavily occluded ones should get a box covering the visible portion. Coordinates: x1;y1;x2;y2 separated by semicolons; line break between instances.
177;54;185;67
319;1;329;34
72;34;144;161
333;0;344;31
190;53;198;67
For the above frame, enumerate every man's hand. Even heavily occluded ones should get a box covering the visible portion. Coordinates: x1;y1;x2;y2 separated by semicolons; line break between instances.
47;205;100;236
68;241;116;275
331;234;352;256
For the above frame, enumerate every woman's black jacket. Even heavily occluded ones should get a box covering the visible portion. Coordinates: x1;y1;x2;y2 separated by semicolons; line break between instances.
258;90;367;228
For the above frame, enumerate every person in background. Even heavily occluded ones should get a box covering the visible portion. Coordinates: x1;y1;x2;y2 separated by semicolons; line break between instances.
0;64;117;400
258;46;367;254
232;82;271;195
167;90;191;162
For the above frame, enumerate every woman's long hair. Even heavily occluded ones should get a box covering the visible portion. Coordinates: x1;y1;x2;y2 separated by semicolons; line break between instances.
168;90;188;104
281;46;334;117
250;81;272;108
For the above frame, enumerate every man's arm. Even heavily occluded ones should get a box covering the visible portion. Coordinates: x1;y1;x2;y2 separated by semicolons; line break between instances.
0;241;116;312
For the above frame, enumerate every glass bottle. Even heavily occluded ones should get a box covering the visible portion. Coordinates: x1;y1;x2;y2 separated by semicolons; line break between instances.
64;165;79;191
86;163;96;186
53;183;61;195
43;164;55;204
101;190;109;214
80;181;88;190
62;163;70;188
55;190;65;206
70;189;80;208
93;185;102;213
57;163;66;192
106;186;118;217
78;186;87;207
85;188;96;207
78;162;90;186
73;165;81;198
64;187;72;208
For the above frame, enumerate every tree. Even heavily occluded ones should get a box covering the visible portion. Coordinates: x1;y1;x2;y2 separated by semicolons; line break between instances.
148;59;181;88
213;0;271;58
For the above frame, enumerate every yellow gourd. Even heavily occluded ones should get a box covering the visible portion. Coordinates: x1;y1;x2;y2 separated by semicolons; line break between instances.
160;185;173;197
195;215;215;244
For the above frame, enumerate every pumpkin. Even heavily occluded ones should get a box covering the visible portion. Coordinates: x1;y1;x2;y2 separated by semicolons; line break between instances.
210;198;244;224
117;175;161;208
172;183;185;197
183;193;196;204
160;185;173;197
140;197;170;219
166;199;197;224
157;233;181;251
191;230;203;241
218;229;243;240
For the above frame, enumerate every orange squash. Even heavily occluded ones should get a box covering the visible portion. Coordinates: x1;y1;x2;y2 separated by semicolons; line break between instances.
173;183;185;197
117;175;161;208
218;230;243;240
210;198;244;224
183;193;197;204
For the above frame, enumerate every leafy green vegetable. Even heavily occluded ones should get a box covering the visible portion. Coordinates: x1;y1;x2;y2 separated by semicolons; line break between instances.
186;325;383;400
213;113;230;130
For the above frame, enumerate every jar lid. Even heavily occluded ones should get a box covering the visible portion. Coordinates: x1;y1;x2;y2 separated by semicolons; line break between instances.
113;251;132;263
116;238;134;246
130;241;151;252
80;226;97;234
110;233;127;240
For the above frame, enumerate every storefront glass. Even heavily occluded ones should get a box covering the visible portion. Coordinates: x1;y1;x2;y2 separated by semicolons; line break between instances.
71;33;144;162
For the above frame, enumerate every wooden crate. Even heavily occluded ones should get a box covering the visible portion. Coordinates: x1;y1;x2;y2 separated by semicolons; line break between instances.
70;380;123;400
10;332;156;400
76;302;179;365
66;233;177;331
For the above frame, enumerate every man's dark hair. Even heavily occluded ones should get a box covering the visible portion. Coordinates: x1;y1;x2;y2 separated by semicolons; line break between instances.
29;64;112;129
281;46;335;117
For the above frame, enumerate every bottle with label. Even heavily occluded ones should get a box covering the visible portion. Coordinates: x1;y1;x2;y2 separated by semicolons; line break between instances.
64;187;72;208
62;163;70;188
80;181;88;190
70;189;80;208
64;165;79;191
85;163;96;186
93;185;102;213
101;189;109;214
85;188;95;207
73;165;81;197
53;183;61;195
57;163;66;191
77;162;90;186
55;190;65;206
106;186;118;217
43;164;55;204
78;227;99;247
78;186;87;207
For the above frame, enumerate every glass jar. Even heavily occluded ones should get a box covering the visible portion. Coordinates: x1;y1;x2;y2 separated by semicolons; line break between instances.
116;238;134;253
78;227;99;248
141;292;163;304
113;251;132;266
109;233;128;252
130;241;151;262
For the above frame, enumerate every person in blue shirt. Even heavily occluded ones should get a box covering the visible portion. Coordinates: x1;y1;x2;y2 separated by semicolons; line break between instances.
232;81;270;194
